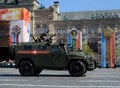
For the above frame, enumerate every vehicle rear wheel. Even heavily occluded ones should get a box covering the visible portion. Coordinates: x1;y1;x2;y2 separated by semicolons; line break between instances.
19;61;34;76
68;60;86;76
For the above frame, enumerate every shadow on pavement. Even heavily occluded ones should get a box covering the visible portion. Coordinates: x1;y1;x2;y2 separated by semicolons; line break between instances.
0;74;86;77
0;74;21;77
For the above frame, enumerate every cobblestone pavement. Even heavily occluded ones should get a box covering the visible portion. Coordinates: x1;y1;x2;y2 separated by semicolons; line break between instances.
0;68;120;88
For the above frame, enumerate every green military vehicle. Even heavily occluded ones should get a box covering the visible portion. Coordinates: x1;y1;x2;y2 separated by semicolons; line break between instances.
14;33;92;76
15;43;89;76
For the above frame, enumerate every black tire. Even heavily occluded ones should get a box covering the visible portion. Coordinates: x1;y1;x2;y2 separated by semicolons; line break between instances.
19;61;34;76
34;69;42;76
68;60;86;76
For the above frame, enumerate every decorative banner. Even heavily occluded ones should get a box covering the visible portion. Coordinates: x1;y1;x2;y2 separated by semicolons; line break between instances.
10;20;30;45
67;30;72;48
76;31;82;50
0;8;31;46
110;32;115;67
67;27;82;50
101;32;106;67
0;8;30;22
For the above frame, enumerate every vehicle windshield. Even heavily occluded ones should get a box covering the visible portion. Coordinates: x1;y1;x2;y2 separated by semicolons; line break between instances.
63;44;87;55
63;45;80;54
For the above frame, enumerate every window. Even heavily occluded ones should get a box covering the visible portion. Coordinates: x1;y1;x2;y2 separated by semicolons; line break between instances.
24;45;32;50
0;0;19;5
52;46;60;52
114;13;118;18
93;27;97;33
88;28;91;33
62;29;66;34
96;13;100;19
38;45;47;50
42;24;48;33
36;24;40;34
91;14;95;19
57;29;61;34
77;28;82;31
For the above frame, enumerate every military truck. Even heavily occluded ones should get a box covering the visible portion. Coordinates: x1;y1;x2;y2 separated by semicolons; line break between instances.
12;33;91;76
15;43;89;76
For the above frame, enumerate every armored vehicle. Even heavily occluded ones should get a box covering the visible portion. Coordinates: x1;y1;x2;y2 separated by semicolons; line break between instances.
15;43;90;76
14;33;91;76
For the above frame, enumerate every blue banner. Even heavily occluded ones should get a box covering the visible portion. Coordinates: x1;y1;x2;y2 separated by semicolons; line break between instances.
67;32;72;48
101;32;106;67
14;33;16;45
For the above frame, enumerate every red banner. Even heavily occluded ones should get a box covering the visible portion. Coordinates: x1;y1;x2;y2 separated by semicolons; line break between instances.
110;32;115;67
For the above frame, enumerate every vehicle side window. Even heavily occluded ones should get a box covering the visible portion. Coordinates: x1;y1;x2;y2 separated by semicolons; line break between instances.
51;46;60;52
24;45;32;50
38;45;47;50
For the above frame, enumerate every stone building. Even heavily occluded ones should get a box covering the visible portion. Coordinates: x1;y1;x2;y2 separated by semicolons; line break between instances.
61;10;120;20
34;1;60;35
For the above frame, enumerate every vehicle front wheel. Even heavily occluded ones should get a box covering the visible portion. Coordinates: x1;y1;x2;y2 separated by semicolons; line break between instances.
68;60;86;76
19;61;34;76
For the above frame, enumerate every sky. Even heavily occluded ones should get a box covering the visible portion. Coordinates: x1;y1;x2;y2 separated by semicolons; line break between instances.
38;0;120;12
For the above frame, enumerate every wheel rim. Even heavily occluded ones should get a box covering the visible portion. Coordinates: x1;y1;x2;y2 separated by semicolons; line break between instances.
68;61;85;76
72;64;81;73
19;61;34;76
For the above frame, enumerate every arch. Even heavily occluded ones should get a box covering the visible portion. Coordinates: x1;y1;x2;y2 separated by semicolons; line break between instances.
36;24;41;34
42;24;48;33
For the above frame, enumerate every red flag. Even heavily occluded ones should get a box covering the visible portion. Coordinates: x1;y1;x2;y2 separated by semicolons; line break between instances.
110;32;115;67
76;31;82;50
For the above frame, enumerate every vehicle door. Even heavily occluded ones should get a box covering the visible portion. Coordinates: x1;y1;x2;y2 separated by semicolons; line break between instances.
49;45;68;67
34;44;50;67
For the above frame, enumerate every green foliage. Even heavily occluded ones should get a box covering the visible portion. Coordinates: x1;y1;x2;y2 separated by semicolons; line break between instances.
82;44;94;56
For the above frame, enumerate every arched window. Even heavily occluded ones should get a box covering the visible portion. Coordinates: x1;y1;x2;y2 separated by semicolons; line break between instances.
61;29;66;34
57;29;60;34
36;24;40;34
93;27;97;33
88;27;91;33
42;24;48;33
